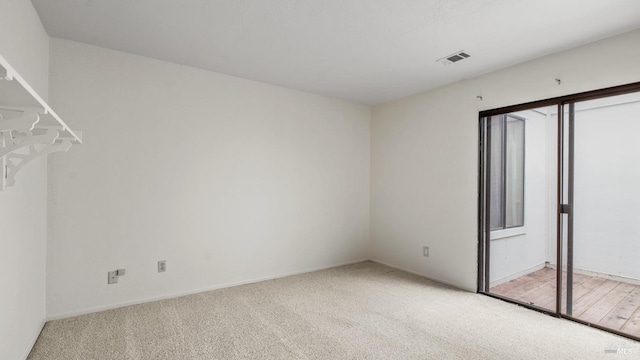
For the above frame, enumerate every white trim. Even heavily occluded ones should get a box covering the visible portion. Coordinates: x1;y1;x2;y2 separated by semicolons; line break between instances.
575;268;640;286
20;319;45;360
46;258;369;321
490;227;526;240
489;262;546;288
546;264;640;286
369;258;476;293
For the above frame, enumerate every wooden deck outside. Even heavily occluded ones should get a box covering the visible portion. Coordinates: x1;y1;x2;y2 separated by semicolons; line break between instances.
490;267;640;338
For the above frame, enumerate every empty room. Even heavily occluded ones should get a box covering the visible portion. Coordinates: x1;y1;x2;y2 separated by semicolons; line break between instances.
2;0;640;359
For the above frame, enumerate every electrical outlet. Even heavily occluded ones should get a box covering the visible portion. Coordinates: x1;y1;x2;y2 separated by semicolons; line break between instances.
108;271;118;284
158;260;166;273
423;246;429;257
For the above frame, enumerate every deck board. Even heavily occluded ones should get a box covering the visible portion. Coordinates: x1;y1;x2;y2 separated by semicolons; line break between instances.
490;267;640;338
579;283;636;323
572;279;619;317
622;306;640;335
600;287;640;330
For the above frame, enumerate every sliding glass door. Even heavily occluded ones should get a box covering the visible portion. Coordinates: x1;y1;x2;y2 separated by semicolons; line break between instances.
479;83;640;341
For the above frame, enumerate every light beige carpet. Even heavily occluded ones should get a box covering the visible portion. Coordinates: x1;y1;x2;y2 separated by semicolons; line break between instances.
28;261;639;359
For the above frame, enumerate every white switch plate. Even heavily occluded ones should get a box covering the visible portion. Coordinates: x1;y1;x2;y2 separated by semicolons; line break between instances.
423;246;429;257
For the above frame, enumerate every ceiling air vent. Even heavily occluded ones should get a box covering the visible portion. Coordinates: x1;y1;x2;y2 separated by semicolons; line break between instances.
437;51;470;65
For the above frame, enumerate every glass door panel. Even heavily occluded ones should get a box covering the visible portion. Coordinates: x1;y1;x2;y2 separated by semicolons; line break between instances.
563;91;640;339
481;105;558;313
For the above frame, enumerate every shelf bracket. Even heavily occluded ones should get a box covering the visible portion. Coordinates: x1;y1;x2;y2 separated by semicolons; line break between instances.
0;112;39;132
4;137;72;188
0;129;59;158
0;128;71;190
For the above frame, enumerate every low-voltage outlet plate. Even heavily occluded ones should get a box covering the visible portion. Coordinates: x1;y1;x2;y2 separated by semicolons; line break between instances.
108;271;118;284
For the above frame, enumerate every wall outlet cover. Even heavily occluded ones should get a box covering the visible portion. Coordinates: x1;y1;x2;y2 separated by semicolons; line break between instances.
158;260;166;273
423;246;429;257
108;271;118;284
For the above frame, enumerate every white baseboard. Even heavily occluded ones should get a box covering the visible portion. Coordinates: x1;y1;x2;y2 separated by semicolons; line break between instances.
576;269;640;285
369;258;476;292
545;263;640;286
490;262;547;288
21;319;46;360
46;258;369;321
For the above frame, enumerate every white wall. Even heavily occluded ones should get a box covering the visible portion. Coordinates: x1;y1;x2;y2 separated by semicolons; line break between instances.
46;38;370;318
489;110;549;286
371;29;640;291
0;1;50;359
0;0;49;100
572;98;640;280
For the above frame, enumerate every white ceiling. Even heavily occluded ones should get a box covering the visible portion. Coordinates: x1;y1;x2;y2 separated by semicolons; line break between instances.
31;0;640;104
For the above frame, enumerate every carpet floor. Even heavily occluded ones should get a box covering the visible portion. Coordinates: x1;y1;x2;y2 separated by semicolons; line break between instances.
28;261;639;359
